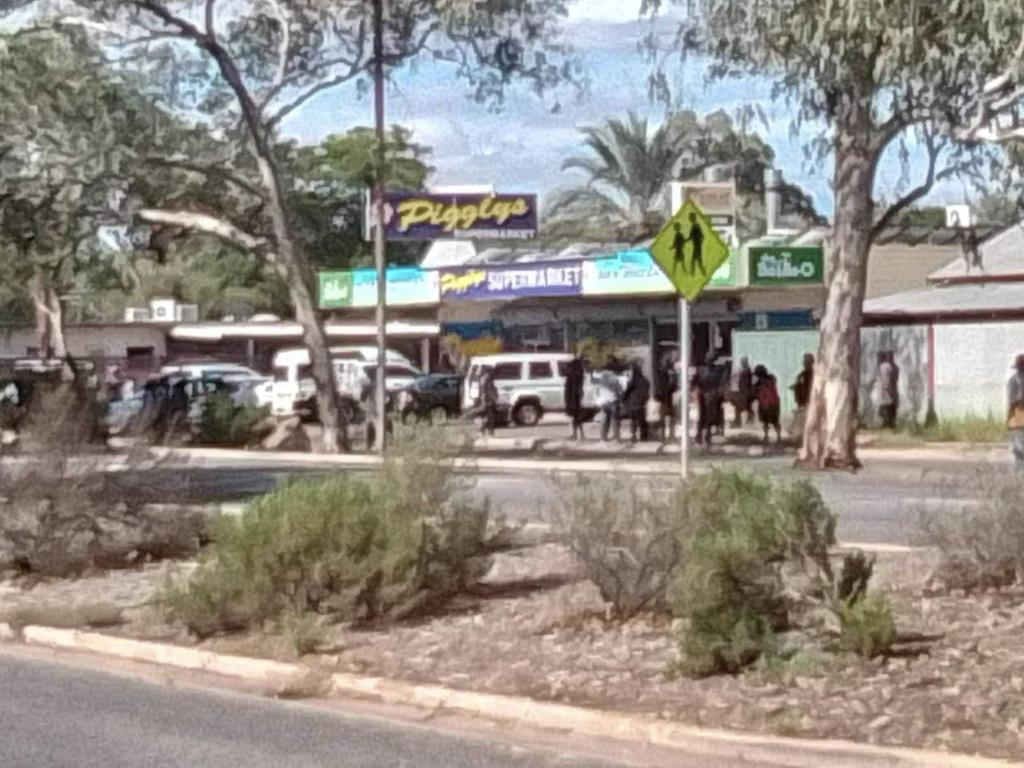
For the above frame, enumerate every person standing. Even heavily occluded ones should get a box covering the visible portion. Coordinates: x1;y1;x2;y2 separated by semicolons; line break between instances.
621;360;650;442
592;366;623;442
564;356;586;441
478;366;499;437
875;351;900;429
1008;355;1024;471
732;357;754;427
753;364;782;444
792;353;814;410
654;355;678;443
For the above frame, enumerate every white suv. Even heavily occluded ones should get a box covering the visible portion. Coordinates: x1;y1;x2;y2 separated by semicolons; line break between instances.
462;353;573;426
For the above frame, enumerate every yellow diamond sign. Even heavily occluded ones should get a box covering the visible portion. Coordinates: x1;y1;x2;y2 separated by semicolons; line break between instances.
650;200;730;301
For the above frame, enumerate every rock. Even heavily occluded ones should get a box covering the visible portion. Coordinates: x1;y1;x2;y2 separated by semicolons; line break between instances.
261;416;311;452
0;429;16;447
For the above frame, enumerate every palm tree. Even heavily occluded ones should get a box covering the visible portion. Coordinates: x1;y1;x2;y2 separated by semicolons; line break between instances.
546;110;819;242
547;113;680;241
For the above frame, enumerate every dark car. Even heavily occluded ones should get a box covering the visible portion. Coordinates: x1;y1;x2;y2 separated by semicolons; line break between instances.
397;373;463;424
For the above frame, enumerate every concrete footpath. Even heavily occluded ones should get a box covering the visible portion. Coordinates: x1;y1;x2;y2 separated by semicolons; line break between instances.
137;439;1011;482
2;624;1015;768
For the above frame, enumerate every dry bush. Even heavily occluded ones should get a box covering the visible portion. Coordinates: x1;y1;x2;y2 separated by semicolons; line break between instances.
917;472;1024;592
552;475;683;620
0;454;205;577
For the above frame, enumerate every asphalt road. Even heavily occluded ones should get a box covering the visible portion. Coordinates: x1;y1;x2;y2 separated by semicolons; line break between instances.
0;654;716;768
106;458;980;546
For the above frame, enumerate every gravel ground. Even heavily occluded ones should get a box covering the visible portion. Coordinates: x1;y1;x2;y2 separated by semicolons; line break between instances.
2;547;1023;761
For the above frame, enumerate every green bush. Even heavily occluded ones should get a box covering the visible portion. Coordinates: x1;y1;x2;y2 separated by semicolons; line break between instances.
163;428;490;636
554;476;682;619
281;610;326;656
672;470;837;677
196;390;268;446
836;594;896;658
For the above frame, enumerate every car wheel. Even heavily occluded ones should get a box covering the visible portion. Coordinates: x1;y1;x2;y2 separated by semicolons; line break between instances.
512;401;542;427
428;405;449;424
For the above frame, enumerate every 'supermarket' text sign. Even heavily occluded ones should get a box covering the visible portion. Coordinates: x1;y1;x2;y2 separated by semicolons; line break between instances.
440;260;582;300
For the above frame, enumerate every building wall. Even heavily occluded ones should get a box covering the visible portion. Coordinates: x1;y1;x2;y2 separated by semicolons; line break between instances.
0;324;167;361
732;329;818;415
932;321;1024;419
860;325;931;424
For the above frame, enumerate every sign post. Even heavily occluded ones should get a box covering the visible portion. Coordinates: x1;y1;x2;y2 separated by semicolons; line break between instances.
649;199;732;478
678;297;690;477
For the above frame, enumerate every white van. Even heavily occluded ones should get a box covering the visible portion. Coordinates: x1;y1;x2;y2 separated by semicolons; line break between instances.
271;346;420;416
462;353;573;426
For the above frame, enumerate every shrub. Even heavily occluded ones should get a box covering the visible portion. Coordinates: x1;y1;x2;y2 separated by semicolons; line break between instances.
197;391;268;446
163;427;492;636
917;472;1024;592
672;470;837;676
554;476;682;619
281;610;326;656
836;594;896;658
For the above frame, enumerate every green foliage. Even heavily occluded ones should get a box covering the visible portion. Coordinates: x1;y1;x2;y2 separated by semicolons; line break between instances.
836;595;896;659
196;391;268;447
546;109;820;242
280;610;326;656
672;471;837;677
870;415;1005;446
163;429;490;636
554;476;682;619
289;127;432;270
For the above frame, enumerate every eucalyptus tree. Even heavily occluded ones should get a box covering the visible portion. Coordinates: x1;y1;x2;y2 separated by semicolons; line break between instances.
9;0;577;451
649;0;1024;468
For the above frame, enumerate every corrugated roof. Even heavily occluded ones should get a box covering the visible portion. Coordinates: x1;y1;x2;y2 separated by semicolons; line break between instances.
928;223;1024;282
864;281;1024;319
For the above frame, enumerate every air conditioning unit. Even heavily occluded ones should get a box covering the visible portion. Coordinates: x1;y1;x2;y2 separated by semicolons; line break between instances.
124;307;151;323
174;304;199;322
149;298;176;322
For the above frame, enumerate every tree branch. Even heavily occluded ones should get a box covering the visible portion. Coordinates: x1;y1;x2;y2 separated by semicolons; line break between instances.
204;0;217;38
870;132;965;242
143;156;265;199
137;208;268;252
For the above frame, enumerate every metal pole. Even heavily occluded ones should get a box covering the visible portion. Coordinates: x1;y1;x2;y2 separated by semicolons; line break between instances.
679;297;690;478
372;0;387;454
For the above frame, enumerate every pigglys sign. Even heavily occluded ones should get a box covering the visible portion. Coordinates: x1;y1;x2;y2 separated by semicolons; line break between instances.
379;192;538;240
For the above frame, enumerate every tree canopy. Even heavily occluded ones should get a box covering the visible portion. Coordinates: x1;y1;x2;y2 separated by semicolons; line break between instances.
546;109;821;242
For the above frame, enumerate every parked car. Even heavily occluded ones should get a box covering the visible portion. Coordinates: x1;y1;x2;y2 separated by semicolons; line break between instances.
462;353;574;426
104;374;253;434
397;373;463;424
270;346;418;417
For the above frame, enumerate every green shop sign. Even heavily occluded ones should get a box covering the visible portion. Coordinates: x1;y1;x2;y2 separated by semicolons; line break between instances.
319;271;354;308
748;246;824;286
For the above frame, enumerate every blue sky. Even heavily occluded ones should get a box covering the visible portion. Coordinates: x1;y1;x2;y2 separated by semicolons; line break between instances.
280;0;968;220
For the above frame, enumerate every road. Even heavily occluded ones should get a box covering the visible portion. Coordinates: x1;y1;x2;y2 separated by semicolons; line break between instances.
107;456;979;546
0;653;728;768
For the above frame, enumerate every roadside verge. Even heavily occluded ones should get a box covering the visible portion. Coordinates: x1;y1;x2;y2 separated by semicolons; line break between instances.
3;624;1015;768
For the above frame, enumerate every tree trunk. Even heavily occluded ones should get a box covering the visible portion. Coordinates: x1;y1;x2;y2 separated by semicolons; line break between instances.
255;157;349;452
799;99;876;470
27;269;66;359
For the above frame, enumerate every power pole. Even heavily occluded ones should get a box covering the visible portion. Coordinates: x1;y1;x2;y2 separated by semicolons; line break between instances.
372;0;387;454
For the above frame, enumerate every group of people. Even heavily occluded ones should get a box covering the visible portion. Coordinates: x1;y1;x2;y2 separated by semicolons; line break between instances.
563;356;680;443
475;348;906;445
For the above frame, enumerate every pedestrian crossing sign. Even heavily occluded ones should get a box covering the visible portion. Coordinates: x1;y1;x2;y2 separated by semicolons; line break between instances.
650;200;730;301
